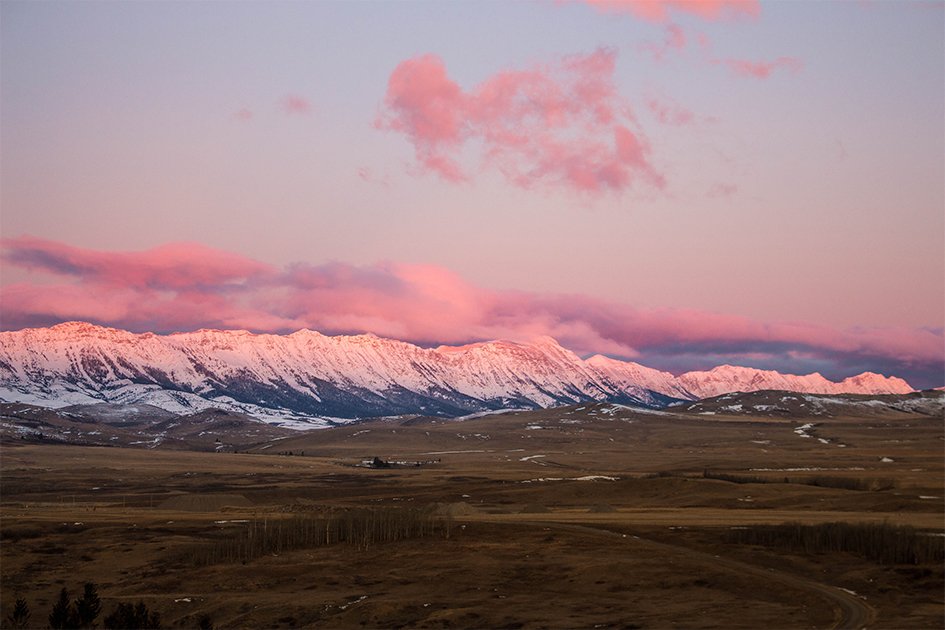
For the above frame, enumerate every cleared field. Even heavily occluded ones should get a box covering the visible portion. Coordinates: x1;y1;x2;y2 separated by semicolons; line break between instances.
2;403;942;628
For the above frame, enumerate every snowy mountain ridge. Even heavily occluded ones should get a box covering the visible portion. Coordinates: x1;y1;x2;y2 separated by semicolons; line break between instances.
0;322;914;424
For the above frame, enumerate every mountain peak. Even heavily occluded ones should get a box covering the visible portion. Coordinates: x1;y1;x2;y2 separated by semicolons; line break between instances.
288;328;325;338
840;371;912;394
48;321;114;334
0;322;916;419
529;335;564;348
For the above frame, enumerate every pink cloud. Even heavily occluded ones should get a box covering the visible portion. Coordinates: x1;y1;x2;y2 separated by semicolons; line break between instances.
639;23;687;61
574;2;800;83
677;28;804;81
577;0;760;22
645;94;695;126
233;108;253;122
282;94;312;115
376;49;664;195
376;54;467;181
1;237;941;385
718;56;803;79
0;236;274;290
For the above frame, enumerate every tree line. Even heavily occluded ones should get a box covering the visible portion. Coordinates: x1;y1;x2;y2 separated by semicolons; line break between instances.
5;582;211;630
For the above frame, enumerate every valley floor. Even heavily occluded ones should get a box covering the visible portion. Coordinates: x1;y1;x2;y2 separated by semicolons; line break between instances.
2;403;943;628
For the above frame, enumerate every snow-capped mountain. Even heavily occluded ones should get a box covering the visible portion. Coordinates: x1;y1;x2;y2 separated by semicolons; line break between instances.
0;322;914;423
675;364;913;399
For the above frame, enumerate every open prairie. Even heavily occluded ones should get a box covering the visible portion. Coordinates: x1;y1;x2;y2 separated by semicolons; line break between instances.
2;403;943;629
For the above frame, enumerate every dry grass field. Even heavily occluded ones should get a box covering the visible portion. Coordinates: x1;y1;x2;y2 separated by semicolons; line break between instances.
2;402;942;628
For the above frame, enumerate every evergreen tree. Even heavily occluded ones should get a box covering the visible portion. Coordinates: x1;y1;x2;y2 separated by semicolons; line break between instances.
103;601;161;629
48;587;76;629
74;582;102;628
6;597;30;629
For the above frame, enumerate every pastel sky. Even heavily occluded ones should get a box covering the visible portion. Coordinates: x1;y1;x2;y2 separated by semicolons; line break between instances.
1;1;943;388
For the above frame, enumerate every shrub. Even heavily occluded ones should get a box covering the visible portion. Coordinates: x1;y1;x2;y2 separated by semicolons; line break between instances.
702;471;769;485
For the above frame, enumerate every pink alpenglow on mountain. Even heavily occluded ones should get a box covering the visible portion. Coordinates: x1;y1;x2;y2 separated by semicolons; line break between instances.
0;323;915;421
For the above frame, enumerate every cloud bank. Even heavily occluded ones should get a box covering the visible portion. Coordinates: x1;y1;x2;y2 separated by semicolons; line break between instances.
2;237;941;387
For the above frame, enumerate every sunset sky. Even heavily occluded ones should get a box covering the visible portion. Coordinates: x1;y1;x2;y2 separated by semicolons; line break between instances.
1;0;943;388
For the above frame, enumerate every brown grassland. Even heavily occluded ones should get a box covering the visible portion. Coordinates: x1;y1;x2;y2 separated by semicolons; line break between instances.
2;403;943;628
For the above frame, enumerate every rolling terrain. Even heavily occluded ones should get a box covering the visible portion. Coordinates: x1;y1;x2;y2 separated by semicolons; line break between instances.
2;390;941;452
2;397;942;628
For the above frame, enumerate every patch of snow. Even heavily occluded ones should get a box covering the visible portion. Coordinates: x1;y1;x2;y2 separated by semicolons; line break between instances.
607;404;671;416
838;588;866;600
338;595;368;611
520;475;618;483
449;408;527;421
794;423;815;439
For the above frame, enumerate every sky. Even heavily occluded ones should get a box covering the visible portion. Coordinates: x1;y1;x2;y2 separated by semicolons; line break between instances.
1;0;943;388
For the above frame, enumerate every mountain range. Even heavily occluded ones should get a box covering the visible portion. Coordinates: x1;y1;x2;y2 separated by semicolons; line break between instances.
0;322;915;426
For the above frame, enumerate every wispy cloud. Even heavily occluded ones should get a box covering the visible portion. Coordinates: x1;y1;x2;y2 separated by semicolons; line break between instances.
574;1;802;82
638;23;687;61
282;94;312;115
645;93;696;126
716;55;803;79
575;0;760;23
356;166;391;188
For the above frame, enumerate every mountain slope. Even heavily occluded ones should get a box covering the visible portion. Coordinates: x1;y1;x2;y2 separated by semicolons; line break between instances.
0;322;914;422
